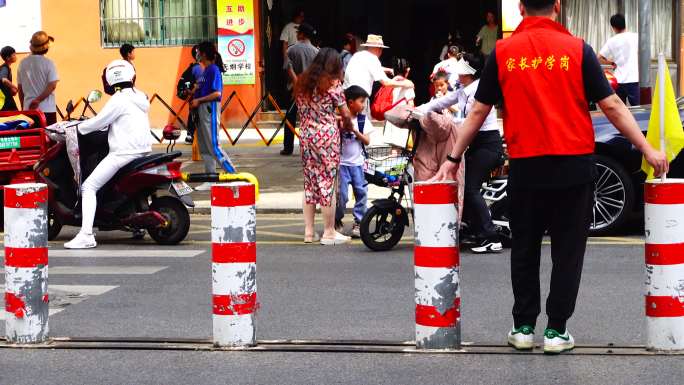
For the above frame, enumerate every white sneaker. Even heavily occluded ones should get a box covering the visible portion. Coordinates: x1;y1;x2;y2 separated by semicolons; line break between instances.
507;325;535;350
64;232;97;249
543;328;575;354
471;240;503;254
194;182;213;191
320;231;351;245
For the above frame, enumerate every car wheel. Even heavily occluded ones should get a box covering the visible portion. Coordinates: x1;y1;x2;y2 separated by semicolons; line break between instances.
590;155;635;236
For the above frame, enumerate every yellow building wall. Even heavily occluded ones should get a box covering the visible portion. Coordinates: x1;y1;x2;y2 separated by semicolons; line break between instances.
11;0;262;128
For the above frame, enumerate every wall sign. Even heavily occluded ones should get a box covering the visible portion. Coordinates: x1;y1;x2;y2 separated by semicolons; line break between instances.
217;0;256;85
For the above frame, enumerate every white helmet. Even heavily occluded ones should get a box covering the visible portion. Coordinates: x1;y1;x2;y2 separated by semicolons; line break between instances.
105;59;135;87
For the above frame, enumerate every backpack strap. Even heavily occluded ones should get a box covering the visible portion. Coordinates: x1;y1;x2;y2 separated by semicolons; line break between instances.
357;114;366;134
357;114;368;156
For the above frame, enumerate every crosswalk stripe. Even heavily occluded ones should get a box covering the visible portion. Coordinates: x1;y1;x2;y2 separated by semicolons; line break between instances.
0;308;63;321
0;284;118;321
0;266;167;275
0;249;204;258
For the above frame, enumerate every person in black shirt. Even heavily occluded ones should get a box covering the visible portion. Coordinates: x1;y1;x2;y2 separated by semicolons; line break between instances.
0;46;18;111
475;43;616;190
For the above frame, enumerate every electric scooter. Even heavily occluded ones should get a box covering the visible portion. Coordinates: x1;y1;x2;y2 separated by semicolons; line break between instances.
38;91;194;244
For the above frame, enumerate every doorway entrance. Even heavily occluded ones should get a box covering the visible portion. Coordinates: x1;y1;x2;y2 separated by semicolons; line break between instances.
263;0;499;104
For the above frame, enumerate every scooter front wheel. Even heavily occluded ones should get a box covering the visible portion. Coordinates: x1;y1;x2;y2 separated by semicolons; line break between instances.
48;207;63;241
148;196;190;245
360;205;405;252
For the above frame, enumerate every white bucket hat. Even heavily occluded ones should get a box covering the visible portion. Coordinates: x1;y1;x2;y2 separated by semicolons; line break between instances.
361;34;389;49
455;58;477;76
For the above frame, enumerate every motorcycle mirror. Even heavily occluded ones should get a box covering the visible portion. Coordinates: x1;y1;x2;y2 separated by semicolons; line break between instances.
66;100;75;115
87;90;102;104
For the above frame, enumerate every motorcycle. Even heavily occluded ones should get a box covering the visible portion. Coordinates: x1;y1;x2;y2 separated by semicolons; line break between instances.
39;91;193;244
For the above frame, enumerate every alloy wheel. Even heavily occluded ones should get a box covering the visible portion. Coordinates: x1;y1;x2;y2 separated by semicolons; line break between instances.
591;163;627;231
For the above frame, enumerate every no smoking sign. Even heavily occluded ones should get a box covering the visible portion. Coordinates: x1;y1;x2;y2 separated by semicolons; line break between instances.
227;38;246;57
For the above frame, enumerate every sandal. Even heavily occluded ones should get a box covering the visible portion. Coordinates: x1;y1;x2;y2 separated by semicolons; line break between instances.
304;233;320;244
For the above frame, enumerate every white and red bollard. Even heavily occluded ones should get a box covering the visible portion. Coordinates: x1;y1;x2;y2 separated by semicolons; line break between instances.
413;181;460;350
4;183;49;344
211;182;257;347
644;180;684;351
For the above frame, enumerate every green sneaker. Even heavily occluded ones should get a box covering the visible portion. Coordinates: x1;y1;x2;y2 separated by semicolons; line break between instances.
507;325;535;350
543;328;575;354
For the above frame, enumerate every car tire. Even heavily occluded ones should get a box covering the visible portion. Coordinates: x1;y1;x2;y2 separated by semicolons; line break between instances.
590;155;635;236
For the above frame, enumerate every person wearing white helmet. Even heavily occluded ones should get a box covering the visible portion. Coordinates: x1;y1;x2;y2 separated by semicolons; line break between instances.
64;59;152;249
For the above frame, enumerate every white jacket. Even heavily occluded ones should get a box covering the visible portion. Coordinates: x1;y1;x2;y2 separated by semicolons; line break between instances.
78;88;153;154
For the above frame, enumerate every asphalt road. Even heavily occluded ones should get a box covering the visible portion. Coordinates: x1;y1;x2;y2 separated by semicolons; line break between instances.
1;214;681;385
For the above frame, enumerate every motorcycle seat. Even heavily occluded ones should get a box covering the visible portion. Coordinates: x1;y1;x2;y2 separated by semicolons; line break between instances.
114;151;183;178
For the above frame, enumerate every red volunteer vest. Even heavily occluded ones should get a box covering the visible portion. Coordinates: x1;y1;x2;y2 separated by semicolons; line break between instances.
496;17;594;159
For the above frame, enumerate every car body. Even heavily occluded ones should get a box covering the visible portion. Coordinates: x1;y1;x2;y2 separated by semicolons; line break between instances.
591;99;684;234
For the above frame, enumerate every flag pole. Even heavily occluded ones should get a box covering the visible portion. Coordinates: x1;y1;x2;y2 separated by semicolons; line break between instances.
658;53;667;182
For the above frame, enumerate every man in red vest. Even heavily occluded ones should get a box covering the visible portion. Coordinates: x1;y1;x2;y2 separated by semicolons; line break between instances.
430;0;668;354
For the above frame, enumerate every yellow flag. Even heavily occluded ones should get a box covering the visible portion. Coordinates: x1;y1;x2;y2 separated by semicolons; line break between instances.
641;66;684;179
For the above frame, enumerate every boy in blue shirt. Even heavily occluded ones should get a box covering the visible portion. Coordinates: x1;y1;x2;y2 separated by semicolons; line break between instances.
336;85;375;237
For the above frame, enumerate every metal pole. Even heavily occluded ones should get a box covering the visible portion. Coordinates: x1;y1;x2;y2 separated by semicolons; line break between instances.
4;183;49;344
413;181;460;350
211;182;257;347
658;53;667;181
638;0;653;104
644;181;684;351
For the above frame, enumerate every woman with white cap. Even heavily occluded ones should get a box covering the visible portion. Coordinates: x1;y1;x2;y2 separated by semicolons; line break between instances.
64;59;152;249
418;53;503;254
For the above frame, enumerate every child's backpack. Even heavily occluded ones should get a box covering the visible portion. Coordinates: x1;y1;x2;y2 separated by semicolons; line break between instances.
176;63;198;99
370;77;407;121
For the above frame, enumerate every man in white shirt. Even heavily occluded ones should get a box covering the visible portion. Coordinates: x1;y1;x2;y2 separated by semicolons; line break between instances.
343;34;414;115
599;14;639;106
18;31;59;125
280;8;305;63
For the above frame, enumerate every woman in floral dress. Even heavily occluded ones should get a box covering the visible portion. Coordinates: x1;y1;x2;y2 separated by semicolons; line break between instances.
294;48;354;245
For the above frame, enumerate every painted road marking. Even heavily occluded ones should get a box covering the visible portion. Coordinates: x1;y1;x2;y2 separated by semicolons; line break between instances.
0;284;118;321
177;236;644;246
33;250;201;258
191;213;310;221
1;248;204;258
0;266;167;275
